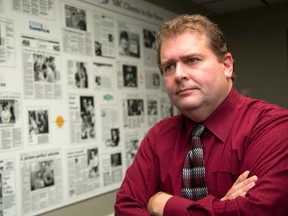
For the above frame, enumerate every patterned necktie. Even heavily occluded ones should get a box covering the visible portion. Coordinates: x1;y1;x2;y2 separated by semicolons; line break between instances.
182;124;208;200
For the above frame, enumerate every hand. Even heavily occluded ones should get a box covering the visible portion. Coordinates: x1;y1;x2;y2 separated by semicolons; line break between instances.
147;191;173;216
221;170;258;201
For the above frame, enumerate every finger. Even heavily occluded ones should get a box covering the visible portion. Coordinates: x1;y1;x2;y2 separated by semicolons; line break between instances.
232;175;258;192
233;170;250;185
226;179;257;200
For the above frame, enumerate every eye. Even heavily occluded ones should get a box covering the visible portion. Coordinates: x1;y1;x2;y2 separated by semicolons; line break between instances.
186;57;199;65
162;64;175;74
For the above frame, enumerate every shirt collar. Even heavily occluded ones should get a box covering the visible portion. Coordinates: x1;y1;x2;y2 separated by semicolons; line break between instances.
184;87;240;143
204;87;240;142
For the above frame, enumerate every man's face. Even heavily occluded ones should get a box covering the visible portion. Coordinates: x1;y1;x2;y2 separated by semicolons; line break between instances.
160;32;233;118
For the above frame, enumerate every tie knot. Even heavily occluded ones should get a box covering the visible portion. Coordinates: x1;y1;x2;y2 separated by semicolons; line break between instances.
191;124;205;137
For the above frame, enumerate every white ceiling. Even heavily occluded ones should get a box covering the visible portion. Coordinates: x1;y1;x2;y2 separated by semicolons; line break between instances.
187;0;288;14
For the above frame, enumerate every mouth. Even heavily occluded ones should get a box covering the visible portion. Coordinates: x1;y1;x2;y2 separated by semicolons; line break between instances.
177;87;196;96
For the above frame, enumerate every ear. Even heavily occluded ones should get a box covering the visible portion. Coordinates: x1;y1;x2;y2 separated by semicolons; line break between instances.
222;53;233;78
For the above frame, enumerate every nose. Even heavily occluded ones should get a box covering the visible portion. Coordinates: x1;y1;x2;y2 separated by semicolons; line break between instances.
175;63;188;81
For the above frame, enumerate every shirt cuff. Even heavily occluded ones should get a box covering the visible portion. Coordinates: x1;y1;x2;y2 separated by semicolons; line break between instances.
163;196;193;216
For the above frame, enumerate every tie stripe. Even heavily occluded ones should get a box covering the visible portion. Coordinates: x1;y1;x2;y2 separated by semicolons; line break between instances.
182;124;208;200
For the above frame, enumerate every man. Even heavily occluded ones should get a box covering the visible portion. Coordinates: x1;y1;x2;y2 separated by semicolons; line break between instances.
114;14;288;215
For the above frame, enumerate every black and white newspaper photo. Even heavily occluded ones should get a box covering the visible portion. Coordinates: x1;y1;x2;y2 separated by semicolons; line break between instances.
67;60;89;89
124;130;140;168
28;108;50;146
93;10;116;58
62;3;92;56
143;27;157;67
146;94;159;127
0;17;15;68
21;35;61;99
68;94;96;144
20;149;63;216
145;68;161;90
11;0;55;19
93;62;115;90
102;151;123;187
101;103;121;149
0;159;16;216
117;61;144;89
66;147;100;200
122;94;145;129
160;95;179;119
117;20;140;58
0;92;22;151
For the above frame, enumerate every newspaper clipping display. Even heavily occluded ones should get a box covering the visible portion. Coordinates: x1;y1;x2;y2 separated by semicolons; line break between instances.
93;10;116;58
0;92;22;151
0;17;15;68
27;107;50;146
62;3;92;56
20;149;63;215
66;147;100;200
11;0;55;19
21;35;61;99
68;94;96;144
0;159;17;216
93;62;115;90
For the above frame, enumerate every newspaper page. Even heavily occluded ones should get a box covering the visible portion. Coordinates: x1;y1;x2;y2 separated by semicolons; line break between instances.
145;68;161;90
67;59;89;89
93;61;115;90
20;149;63;216
0;92;22;151
11;0;55;19
0;17;16;68
117;20;141;58
27;107;50;146
124;130;140;168
93;10;116;58
102;151;123;187
160;94;179;119
21;35;62;100
62;3;92;56
146;94;159;128
68;94;96;144
117;61;144;89
122;94;145;129
66;147;100;200
101;103;121;150
142;27;157;67
0;159;17;216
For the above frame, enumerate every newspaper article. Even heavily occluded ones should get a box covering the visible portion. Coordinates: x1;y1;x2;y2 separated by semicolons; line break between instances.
11;0;55;19
93;10;116;58
68;94;96;144
62;3;92;56
122;94;145;129
67;60;89;89
160;94;179;119
66;147;100;200
117;20;141;58
117;61;144;89
101;103;121;150
0;17;15;68
145;68;161;90
0;92;22;151
143;27;157;67
21;35;61;99
124;130;140;168
0;159;17;216
93;62;115;90
102;151;123;187
146;94;159;127
20;149;63;215
27;107;50;146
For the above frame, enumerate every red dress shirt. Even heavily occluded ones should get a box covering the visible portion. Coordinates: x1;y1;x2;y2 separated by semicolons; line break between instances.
115;87;288;215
